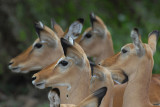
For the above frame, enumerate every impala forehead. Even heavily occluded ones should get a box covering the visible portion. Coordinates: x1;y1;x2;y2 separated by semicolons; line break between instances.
81;27;92;40
32;38;47;47
55;56;73;67
121;43;134;50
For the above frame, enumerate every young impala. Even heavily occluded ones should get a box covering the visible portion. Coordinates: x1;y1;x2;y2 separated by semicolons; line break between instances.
48;64;115;107
101;29;159;107
89;64;114;107
8;21;64;73
52;13;114;64
32;38;92;104
48;87;107;107
78;13;114;63
53;15;160;105
8;19;83;73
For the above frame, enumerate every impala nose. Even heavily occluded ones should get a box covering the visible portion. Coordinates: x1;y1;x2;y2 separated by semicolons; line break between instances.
8;61;14;66
32;76;36;81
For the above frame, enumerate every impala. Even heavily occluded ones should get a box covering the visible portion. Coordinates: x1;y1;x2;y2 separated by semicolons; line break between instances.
8;19;83;73
48;87;107;107
78;13;114;63
32;38;91;104
51;13;114;64
101;29;159;107
53;15;160;105
8;21;63;73
90;64;114;107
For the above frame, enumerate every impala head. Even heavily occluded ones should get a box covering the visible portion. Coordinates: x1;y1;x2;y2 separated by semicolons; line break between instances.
90;63;114;92
32;19;90;89
8;22;63;73
32;38;90;89
49;87;107;107
79;13;113;60
101;28;159;83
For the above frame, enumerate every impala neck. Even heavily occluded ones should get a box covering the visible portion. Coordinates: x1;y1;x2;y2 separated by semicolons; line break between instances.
123;60;153;107
101;82;114;107
59;66;91;104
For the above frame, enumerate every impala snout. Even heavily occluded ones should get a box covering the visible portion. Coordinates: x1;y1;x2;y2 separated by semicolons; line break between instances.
8;59;21;73
8;61;14;66
32;74;46;89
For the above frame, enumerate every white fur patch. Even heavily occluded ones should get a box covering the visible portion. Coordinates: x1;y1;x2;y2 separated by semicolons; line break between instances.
64;21;83;40
48;90;60;107
52;83;71;91
39;21;44;28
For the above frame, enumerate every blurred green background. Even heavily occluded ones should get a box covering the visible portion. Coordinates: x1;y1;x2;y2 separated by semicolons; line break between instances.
0;0;160;106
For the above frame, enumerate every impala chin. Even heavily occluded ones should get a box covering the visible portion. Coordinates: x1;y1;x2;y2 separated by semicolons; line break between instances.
32;80;46;89
8;65;21;73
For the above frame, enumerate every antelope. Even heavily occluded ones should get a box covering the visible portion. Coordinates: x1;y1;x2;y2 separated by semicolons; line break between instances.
8;21;64;73
52;13;114;64
47;63;115;107
32;37;92;104
89;63;114;107
78;13;114;63
101;29;160;107
48;87;107;107
8;18;83;73
52;15;160;105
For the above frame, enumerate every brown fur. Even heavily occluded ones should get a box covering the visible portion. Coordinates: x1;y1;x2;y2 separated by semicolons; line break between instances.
32;42;91;104
101;30;160;107
49;87;107;107
9;24;63;73
90;65;114;107
78;15;114;64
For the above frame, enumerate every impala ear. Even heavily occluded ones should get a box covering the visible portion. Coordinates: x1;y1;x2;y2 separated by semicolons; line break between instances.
90;12;106;37
51;18;64;38
78;87;107;107
35;21;58;46
148;30;159;55
64;18;84;40
91;67;105;82
48;88;60;107
61;38;73;56
111;70;128;84
35;21;44;39
130;28;145;57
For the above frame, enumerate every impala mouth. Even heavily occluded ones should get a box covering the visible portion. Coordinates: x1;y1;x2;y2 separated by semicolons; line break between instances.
9;66;21;73
32;80;46;89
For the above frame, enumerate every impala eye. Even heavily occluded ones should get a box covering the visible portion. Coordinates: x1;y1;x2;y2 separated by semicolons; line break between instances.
34;43;42;48
59;60;68;66
85;33;92;38
122;49;128;53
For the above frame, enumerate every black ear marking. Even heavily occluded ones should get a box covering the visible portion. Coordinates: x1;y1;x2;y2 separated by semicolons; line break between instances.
51;88;60;97
148;30;160;42
122;71;128;84
90;12;97;27
93;87;107;106
133;28;139;33
90;61;96;76
60;38;73;56
51;18;57;30
77;18;84;24
35;21;44;39
133;27;140;37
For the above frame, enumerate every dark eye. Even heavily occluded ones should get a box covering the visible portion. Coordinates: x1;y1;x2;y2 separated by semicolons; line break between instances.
59;60;68;66
122;49;128;53
85;33;92;38
34;43;42;48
